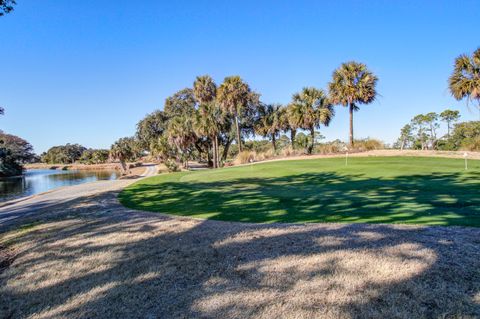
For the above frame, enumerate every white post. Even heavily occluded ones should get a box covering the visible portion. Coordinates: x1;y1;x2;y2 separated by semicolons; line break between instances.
464;152;468;170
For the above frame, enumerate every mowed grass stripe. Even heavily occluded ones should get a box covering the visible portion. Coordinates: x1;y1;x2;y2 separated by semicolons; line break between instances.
119;157;480;226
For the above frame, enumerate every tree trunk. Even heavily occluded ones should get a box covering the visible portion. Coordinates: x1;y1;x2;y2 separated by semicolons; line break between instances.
222;137;232;162
207;144;213;168
290;129;296;149
212;135;217;169
215;135;220;168
400;138;405;151
272;135;277;151
235;115;242;153
349;103;354;147
308;127;315;154
119;159;129;175
447;122;450;138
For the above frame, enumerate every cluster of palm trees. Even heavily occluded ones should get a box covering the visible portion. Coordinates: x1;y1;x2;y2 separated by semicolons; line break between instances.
111;61;378;170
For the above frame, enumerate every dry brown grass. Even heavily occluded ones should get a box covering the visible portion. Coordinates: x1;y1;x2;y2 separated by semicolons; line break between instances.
1;183;479;318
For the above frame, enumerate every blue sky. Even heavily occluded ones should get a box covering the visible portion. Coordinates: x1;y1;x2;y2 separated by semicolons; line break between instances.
1;0;479;153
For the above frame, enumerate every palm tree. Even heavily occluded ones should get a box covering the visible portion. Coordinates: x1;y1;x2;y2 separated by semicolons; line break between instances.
449;48;480;116
193;75;222;168
193;75;217;104
254;104;282;151
0;0;15;16
167;115;196;169
328;61;378;147
110;137;135;175
282;104;297;148
194;103;224;168
288;87;334;154
217;76;252;153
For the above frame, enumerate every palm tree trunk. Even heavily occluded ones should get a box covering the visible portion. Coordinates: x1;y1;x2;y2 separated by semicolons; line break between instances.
215;135;220;168
222;137;232;162
447;122;450;138
290;129;296;149
211;136;216;168
272;135;276;151
308;127;315;154
349;103;354;147
235;115;242;153
207;144;213;168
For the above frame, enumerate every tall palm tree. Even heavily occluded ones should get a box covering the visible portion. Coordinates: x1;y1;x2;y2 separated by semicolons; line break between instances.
449;48;480;116
193;75;221;168
288;87;334;154
217;76;252;153
110;137;134;175
282;104;297;148
167;115;196;169
254;104;282;151
194;103;224;168
193;75;217;104
328;61;378;147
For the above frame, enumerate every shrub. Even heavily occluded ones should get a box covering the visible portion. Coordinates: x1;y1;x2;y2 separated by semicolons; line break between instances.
165;159;180;172
436;139;456;151
281;146;304;157
263;148;276;159
351;138;384;152
460;137;480;151
234;151;257;165
314;140;346;154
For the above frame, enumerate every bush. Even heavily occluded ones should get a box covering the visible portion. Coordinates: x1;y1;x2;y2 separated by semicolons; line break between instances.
436;139;456;151
281;146;304;157
314;140;346;154
351;138;384;152
263;148;277;159
165;159;180;172
234;151;257;165
460;137;480;151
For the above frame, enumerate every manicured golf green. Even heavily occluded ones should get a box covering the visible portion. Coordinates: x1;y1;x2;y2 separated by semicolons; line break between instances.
119;156;480;226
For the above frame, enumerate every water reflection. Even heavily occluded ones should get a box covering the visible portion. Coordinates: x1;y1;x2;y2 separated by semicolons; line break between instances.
0;169;118;202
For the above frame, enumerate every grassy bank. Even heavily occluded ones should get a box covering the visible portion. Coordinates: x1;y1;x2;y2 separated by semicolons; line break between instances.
120;156;480;226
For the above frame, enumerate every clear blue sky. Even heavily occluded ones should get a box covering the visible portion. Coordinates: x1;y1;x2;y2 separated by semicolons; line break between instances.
1;0;479;153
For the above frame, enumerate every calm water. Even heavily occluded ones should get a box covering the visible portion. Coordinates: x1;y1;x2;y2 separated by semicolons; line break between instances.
0;169;118;202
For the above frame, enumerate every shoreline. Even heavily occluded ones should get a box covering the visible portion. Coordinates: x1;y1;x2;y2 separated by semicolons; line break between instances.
24;162;142;171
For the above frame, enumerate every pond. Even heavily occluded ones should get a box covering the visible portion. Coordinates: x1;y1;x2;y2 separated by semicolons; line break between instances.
0;169;119;202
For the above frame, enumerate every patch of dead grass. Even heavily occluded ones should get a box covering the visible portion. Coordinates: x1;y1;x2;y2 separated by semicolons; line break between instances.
0;188;479;318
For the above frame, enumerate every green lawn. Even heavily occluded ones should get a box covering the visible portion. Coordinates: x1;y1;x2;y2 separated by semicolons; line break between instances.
119;156;480;226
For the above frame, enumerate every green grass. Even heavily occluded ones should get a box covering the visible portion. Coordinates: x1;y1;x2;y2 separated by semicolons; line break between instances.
119;156;480;226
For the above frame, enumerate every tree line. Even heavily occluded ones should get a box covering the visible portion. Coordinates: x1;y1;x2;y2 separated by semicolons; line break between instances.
111;62;379;172
396;47;480;152
395;112;480;152
40;144;112;165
